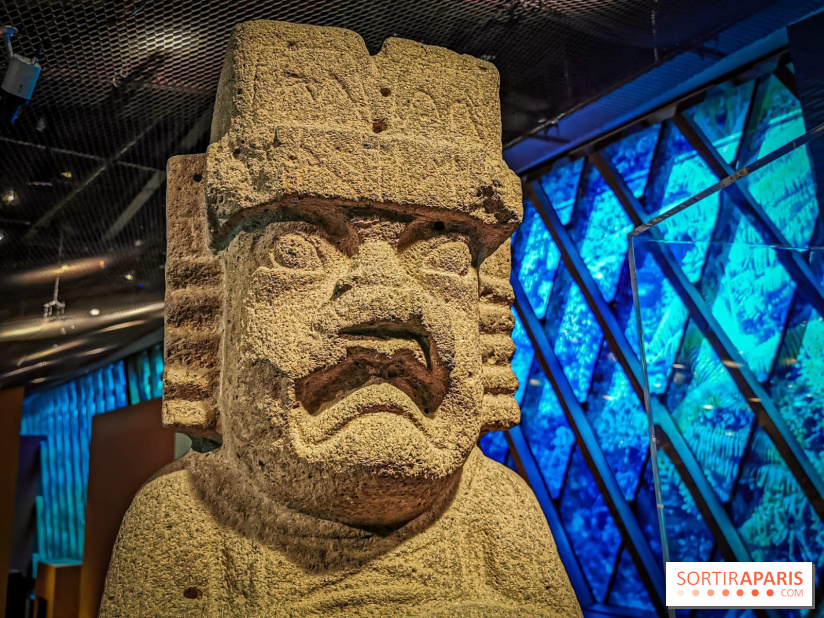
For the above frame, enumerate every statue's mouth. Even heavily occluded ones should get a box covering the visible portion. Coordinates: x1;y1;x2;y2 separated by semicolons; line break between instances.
340;324;432;369
294;321;448;422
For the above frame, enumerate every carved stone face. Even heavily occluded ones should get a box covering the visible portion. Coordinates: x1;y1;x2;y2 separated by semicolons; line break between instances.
218;205;487;526
159;20;523;528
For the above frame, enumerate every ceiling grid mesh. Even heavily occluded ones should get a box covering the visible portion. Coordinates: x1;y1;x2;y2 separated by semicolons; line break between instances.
0;0;789;385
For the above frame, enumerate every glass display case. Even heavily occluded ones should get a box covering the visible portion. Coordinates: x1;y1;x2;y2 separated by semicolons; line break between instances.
630;123;824;616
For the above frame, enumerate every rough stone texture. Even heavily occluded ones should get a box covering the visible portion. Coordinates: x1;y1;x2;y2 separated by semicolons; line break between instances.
205;20;521;252
102;20;582;617
163;155;222;437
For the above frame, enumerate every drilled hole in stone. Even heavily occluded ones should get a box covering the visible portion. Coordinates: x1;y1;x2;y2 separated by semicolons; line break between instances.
380;87;391;97
372;119;387;133
192;173;202;183
433;221;445;231
183;587;201;600
233;148;242;158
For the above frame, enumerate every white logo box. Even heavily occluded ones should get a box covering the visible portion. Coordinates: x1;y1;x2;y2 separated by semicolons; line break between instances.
666;562;815;610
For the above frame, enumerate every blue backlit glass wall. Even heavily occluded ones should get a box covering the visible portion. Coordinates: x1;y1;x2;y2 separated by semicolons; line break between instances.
20;342;164;562
481;56;823;617
125;343;164;405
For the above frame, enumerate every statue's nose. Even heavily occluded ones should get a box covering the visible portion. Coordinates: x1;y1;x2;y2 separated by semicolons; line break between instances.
332;241;410;299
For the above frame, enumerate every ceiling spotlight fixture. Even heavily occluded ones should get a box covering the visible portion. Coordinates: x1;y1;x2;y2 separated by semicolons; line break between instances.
2;188;17;203
1;26;41;124
60;171;72;179
89;307;101;316
124;272;135;281
0;229;4;243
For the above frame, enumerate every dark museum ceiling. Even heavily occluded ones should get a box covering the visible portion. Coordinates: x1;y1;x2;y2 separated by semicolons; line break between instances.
0;0;801;388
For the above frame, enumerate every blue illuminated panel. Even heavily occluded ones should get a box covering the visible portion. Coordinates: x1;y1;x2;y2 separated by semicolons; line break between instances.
479;431;509;465
519;365;575;499
603;124;661;198
560;448;622;602
608;547;655;610
573;164;634;301
552;280;603;403
537;158;583;225
731;427;824;587
20;343;163;562
510;311;534;405
656;450;715;563
646;123;720;282
21;361;128;561
479;57;824;616
685;79;754;164
512;201;561;319
667;325;754;503
587;342;648;500
540;266;604;405
709;226;795;382
127;343;164;405
627;250;689;394
636;461;664;562
771;302;824;480
744;76;817;246
743;74;807;167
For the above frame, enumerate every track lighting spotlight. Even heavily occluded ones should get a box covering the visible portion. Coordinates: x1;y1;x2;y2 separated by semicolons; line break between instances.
1;26;41;124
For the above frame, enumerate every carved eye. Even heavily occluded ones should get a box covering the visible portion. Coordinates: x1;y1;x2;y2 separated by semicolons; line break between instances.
271;233;322;270
422;241;471;276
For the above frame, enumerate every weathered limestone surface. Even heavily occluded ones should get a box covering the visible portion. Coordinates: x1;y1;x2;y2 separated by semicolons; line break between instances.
205;21;521;248
101;20;582;617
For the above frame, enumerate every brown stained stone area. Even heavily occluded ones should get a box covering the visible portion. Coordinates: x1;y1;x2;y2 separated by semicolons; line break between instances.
101;20;582;617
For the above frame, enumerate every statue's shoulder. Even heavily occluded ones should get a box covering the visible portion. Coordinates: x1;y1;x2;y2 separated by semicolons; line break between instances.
99;453;223;617
467;447;544;519
134;452;197;499
462;448;583;617
119;454;209;536
467;449;555;546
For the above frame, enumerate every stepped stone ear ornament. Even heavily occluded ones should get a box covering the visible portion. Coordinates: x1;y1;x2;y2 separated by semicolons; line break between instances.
163;154;223;438
102;20;582;617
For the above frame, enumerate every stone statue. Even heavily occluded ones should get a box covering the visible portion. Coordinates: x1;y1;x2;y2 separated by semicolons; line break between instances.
101;20;581;617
